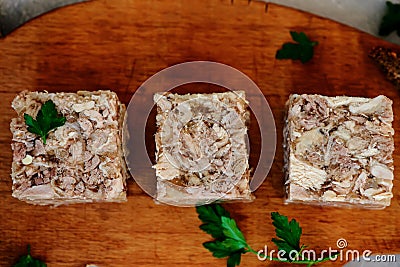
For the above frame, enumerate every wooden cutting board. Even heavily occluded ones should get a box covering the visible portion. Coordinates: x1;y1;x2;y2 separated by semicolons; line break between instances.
0;0;399;266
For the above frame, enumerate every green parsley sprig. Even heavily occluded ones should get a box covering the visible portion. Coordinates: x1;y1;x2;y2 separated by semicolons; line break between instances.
275;31;318;63
379;1;400;37
13;245;46;267
197;204;336;267
24;100;66;144
271;211;304;259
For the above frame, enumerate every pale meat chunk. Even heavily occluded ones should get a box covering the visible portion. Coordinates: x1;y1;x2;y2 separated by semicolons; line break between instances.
284;94;394;209
154;91;253;205
10;90;127;205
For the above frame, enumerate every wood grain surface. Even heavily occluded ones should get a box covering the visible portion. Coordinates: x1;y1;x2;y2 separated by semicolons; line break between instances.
0;0;399;266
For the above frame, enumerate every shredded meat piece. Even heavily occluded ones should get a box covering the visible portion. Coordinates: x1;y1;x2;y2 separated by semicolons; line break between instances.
77;116;94;137
32;139;46;156
85;155;101;172
369;46;400;88
12;142;26;161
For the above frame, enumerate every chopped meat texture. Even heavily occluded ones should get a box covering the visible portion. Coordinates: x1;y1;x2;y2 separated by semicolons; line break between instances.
284;94;394;209
154;91;253;205
10;90;127;205
369;46;400;89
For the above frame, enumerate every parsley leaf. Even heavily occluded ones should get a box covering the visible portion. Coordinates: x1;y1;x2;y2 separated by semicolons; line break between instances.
197;204;335;266
379;1;400;37
276;31;318;63
24;100;66;144
197;204;248;267
221;217;247;245
203;241;244;258
197;204;231;239
13;245;46;267
271;212;303;259
227;251;243;267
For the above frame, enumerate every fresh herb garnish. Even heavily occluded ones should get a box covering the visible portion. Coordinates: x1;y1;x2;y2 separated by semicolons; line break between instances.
24;100;66;144
13;245;46;267
379;1;400;37
271;211;304;260
197;205;247;267
276;31;318;63
197;204;337;267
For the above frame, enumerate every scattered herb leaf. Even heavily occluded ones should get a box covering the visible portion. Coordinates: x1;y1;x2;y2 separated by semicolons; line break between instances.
197;204;337;266
13;245;46;267
221;217;247;245
203;241;243;258
276;31;318;63
227;250;243;267
198;203;231;239
24;100;66;144
271;212;303;260
379;1;400;37
196;205;248;267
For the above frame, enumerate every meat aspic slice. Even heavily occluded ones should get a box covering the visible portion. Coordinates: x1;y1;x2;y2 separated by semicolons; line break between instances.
10;90;127;205
284;94;394;209
153;91;254;206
